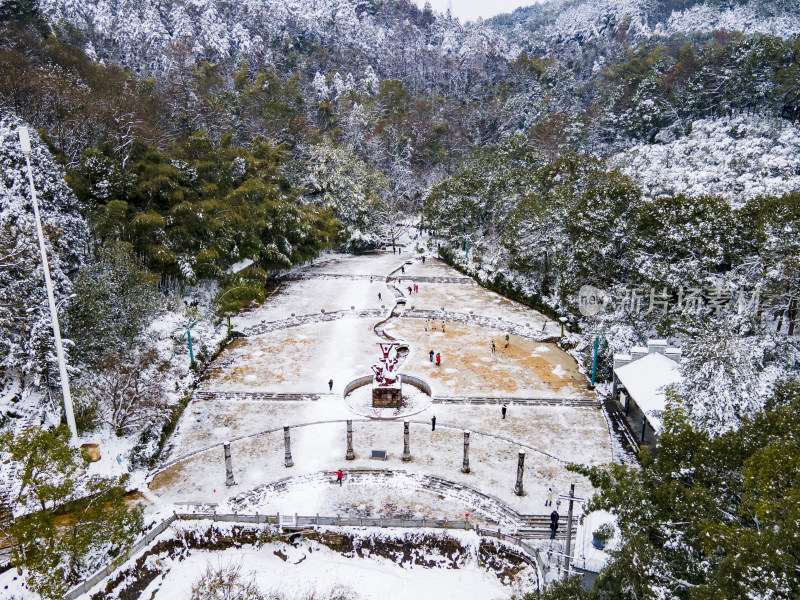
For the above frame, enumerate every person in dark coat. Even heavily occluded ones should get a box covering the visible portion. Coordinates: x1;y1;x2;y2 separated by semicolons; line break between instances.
429;349;434;362
431;415;436;431
502;404;507;419
328;379;333;391
550;511;559;539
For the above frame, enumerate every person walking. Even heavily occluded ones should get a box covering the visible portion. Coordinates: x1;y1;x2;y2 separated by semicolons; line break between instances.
378;292;382;301
429;349;434;362
491;341;496;353
549;511;559;539
545;487;554;507
401;265;405;274
335;469;344;486
501;404;507;419
431;415;436;431
328;379;333;392
436;352;441;366
505;334;509;349
441;322;445;333
422;256;426;264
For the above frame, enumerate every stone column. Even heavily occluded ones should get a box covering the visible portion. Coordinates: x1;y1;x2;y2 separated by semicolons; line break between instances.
514;450;525;496
346;420;355;460
461;429;470;474
284;424;293;467
401;420;411;461
223;441;236;486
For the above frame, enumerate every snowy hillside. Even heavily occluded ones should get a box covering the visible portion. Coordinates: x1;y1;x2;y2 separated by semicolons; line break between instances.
660;2;800;38
493;0;800;52
38;0;517;84
609;114;800;206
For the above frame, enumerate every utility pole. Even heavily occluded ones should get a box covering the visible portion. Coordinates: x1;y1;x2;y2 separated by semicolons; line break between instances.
559;484;584;573
18;126;78;446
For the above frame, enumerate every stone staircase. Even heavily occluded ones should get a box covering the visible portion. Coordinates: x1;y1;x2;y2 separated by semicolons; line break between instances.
434;396;600;408
242;309;385;337
193;391;323;402
402;308;554;342
228;468;577;540
389;275;475;284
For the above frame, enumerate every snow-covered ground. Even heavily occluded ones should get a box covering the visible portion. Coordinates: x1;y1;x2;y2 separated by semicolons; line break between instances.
203;318;378;393
234;278;389;329
149;248;609;535
150;401;609;513
611;114;800;206
145;538;524;600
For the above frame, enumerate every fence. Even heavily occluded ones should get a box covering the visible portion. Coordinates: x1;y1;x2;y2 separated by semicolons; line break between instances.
342;374;432;398
64;512;545;599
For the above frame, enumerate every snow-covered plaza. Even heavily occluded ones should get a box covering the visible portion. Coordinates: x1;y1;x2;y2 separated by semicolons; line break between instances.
134;248;616;590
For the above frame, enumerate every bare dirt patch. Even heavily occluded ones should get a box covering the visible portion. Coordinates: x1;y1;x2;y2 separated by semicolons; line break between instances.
390;319;588;397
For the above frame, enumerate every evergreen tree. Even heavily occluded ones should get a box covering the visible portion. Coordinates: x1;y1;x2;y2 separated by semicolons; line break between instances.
565;381;800;600
0;425;143;600
65;241;162;365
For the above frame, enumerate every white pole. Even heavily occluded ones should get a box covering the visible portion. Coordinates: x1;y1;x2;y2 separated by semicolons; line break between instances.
18;127;78;446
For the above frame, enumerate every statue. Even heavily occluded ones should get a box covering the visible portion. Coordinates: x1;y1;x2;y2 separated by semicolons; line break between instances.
372;342;403;407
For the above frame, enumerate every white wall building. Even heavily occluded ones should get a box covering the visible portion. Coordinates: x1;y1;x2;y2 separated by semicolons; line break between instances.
612;340;682;446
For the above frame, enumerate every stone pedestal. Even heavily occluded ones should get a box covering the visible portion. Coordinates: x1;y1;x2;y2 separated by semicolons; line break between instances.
372;386;402;407
372;377;403;408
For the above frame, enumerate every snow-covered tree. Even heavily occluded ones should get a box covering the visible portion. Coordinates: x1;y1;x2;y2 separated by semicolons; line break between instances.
0;114;88;407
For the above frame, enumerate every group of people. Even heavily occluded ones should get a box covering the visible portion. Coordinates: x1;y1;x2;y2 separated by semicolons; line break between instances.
491;334;511;353
428;349;442;366
425;320;445;332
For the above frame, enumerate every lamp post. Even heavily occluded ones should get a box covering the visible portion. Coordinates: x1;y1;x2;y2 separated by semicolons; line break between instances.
589;335;599;389
18;126;78;446
176;319;199;365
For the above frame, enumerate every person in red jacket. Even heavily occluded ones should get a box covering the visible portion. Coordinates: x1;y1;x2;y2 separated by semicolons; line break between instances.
334;469;344;486
436;353;441;366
